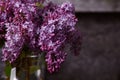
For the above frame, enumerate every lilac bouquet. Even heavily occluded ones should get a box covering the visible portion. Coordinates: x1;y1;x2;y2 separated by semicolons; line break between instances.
0;0;81;73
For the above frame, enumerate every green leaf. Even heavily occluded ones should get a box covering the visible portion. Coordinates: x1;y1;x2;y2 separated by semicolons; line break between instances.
35;2;43;8
5;62;12;77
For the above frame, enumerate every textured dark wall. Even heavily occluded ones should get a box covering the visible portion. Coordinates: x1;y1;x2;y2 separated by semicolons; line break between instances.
46;13;120;80
51;0;120;12
0;13;120;80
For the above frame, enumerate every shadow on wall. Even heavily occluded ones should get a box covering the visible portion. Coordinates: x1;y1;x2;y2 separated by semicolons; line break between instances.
46;13;120;80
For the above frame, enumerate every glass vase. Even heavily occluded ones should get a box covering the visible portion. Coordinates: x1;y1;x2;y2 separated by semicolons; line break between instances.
9;53;46;80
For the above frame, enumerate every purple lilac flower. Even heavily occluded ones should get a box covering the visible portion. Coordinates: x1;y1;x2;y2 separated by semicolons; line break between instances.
0;0;81;73
2;23;24;63
1;0;40;63
38;2;78;72
45;51;66;73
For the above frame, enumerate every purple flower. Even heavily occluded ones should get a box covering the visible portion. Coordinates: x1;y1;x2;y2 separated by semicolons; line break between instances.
2;23;24;63
45;51;66;73
0;0;81;73
1;0;38;62
38;2;79;72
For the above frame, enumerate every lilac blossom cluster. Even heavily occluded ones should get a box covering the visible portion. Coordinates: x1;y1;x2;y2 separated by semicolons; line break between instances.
0;0;81;73
39;2;80;73
1;0;39;62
